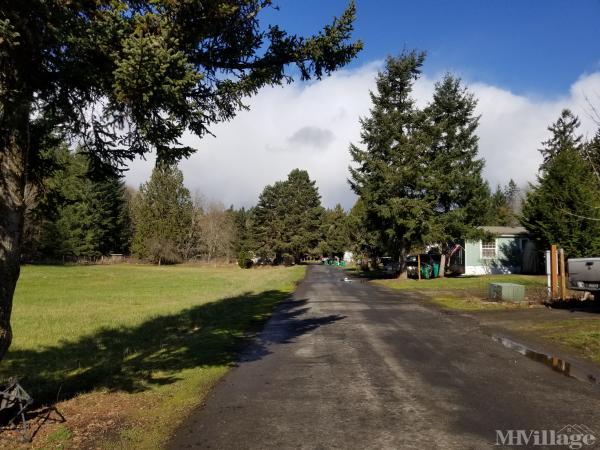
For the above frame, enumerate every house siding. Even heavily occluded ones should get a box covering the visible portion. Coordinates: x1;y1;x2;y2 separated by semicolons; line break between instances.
464;236;525;275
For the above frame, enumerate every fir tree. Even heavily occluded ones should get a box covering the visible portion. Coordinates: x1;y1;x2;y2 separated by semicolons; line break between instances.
22;150;130;259
420;74;490;242
522;112;600;257
349;51;427;269
539;109;582;169
582;129;600;188
131;163;193;264
320;204;350;257
253;169;324;263
253;181;288;262
350;55;489;274
345;198;382;267
282;169;325;262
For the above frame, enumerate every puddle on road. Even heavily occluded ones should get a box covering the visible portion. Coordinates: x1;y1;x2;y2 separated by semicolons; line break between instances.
492;335;600;385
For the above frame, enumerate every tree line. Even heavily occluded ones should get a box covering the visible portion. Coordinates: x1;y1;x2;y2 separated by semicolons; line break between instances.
23;52;599;276
21;157;354;266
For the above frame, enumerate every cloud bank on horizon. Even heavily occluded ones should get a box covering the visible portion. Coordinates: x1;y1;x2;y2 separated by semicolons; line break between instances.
125;62;600;210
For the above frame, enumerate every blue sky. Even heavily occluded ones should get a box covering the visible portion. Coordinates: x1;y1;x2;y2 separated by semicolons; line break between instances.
128;1;600;208
264;0;600;97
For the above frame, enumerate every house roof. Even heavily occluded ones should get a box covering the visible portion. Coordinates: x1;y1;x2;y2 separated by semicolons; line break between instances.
479;226;529;236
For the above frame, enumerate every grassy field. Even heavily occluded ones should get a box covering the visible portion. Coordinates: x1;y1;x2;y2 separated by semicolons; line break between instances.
0;264;305;449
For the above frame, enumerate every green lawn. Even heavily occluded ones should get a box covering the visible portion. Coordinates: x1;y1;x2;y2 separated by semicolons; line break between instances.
2;264;305;449
371;274;548;312
374;274;546;291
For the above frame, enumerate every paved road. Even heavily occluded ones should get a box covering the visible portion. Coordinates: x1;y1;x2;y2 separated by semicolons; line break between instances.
170;265;600;449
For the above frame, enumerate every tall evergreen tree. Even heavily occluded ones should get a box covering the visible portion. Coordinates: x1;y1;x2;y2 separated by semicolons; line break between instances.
419;74;490;242
345;198;382;267
349;51;427;270
282;169;325;261
253;169;324;263
521;112;600;257
131;163;193;264
320;204;350;257
22;149;130;259
479;179;521;227
582;129;600;188
539;109;582;168
253;181;287;262
487;185;511;227
57;156;130;258
350;56;489;274
230;206;256;256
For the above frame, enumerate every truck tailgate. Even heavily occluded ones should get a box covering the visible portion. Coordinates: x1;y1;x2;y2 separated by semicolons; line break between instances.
568;257;600;290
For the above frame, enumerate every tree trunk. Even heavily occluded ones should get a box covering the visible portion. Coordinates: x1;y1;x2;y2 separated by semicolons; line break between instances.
395;247;408;279
0;103;29;362
439;254;446;278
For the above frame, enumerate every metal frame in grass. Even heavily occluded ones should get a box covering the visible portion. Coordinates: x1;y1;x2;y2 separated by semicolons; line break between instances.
0;378;33;442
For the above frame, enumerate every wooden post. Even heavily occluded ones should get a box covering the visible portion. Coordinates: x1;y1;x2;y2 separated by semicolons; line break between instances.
417;254;421;281
559;248;567;301
550;245;558;299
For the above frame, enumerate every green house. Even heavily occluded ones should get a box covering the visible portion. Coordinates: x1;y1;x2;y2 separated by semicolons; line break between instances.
449;226;536;275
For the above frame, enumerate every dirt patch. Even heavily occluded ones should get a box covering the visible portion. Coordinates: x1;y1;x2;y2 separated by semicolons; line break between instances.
0;391;147;449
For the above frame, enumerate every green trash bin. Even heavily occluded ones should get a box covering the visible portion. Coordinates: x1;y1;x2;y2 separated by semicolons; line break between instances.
432;263;440;278
420;264;431;279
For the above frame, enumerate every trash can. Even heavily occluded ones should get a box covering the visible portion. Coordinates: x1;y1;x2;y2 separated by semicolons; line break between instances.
420;264;431;279
432;263;440;278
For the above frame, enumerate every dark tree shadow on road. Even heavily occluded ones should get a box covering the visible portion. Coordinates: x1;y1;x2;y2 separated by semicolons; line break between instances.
0;290;343;405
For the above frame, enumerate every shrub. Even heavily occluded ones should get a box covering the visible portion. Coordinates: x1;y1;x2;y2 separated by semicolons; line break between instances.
237;250;253;269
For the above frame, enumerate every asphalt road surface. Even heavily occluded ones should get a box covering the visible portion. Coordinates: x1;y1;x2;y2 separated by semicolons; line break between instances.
169;265;600;449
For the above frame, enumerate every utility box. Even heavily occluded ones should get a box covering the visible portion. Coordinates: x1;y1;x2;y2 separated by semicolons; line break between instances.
488;282;525;303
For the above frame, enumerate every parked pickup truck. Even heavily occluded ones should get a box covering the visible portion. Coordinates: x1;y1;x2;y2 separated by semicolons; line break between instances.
568;257;600;293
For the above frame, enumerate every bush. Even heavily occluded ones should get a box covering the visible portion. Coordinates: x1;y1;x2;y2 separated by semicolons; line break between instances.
237;250;253;269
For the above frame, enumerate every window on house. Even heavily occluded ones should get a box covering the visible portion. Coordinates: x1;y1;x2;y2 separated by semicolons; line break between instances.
481;240;496;259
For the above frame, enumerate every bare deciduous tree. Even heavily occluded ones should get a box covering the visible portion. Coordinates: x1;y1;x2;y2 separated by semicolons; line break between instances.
199;201;235;263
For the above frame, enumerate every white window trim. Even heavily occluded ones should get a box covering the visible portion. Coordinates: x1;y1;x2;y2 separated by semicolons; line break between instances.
480;238;497;260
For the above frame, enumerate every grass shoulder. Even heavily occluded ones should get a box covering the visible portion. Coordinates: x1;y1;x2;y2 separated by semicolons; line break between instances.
373;274;547;292
502;318;600;366
371;274;545;311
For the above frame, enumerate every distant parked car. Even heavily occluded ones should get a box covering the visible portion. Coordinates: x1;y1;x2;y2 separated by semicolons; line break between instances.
383;261;401;277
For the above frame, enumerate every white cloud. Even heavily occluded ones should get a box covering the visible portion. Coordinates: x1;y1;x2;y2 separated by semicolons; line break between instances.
125;63;600;209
